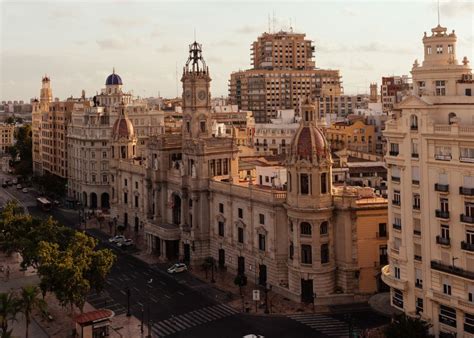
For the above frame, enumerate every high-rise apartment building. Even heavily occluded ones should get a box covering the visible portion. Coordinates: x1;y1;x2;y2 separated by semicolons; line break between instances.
382;24;474;337
31;76;89;178
381;75;412;113
229;30;342;122
0;123;15;154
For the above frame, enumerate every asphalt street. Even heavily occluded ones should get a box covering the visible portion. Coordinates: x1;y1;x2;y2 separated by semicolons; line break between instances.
0;174;389;337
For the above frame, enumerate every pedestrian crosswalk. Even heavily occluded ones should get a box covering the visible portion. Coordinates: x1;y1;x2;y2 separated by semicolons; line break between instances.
87;290;127;316
288;313;360;337
151;303;238;337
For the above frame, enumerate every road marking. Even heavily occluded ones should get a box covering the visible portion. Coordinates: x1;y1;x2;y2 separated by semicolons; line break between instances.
177;291;184;296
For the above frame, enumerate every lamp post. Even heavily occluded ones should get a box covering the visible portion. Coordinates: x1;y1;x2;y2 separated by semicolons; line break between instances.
264;283;271;314
147;279;153;338
140;306;144;334
126;286;131;317
312;292;316;312
211;259;215;283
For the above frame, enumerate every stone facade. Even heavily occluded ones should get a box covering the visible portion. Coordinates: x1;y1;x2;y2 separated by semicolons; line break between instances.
382;24;474;337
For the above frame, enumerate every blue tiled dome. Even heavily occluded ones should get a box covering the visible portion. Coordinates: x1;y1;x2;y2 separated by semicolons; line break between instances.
105;71;122;85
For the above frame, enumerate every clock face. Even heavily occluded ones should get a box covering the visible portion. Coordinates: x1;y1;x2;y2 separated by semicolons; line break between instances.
184;90;192;102
198;90;207;101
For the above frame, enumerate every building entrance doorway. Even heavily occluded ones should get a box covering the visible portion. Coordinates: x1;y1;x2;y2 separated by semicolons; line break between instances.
301;279;313;303
218;249;225;268
259;264;267;286
237;256;245;275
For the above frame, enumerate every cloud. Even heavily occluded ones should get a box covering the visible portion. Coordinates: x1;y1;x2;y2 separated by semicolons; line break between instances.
48;7;81;20
206;55;223;64
102;16;149;28
155;45;175;53
316;40;414;54
235;25;260;34
150;25;161;38
340;7;358;17
96;36;145;50
439;0;474;17
210;40;238;47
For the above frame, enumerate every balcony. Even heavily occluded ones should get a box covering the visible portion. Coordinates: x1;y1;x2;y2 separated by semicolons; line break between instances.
436;235;451;246
414;229;422;236
410;125;418;131
392;199;401;206
391;176;400;183
414;255;422;261
413;205;421;211
459;187;474;196
412;179;420;185
376;232;387;239
411;153;419;158
381;265;408;291
435;154;452;161
435;210;450;219
389;151;399;156
434;183;449;192
461;241;474;252
431;260;474;280
460;214;474;224
393;223;402;231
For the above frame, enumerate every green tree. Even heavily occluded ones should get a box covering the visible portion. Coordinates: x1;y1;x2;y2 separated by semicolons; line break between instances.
4;146;18;162
11;125;32;177
384;314;434;338
4;117;15;125
37;232;115;312
233;274;247;296
201;256;215;279
0;292;20;337
18;286;46;338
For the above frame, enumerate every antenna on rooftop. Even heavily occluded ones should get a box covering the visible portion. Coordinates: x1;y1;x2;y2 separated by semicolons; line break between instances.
175;62;178;99
289;18;293;32
437;0;440;25
267;13;271;33
272;10;276;33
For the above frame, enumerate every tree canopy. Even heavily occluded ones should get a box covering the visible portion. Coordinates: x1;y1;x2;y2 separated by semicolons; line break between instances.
384;314;434;338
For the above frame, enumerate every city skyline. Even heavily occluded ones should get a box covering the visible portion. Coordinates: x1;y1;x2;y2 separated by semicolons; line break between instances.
1;0;472;101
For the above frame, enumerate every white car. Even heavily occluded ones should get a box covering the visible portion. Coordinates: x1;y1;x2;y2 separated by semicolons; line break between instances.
108;235;125;243
167;263;187;274
22;188;28;193
16;184;22;189
117;239;134;247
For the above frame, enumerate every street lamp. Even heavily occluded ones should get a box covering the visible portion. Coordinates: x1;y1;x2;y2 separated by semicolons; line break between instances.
264;283;272;314
147;278;153;338
211;259;215;283
312;292;316;312
126;286;131;317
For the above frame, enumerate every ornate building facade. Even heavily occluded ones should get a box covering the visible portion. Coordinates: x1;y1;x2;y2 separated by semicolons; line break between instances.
110;42;388;304
382;24;474;337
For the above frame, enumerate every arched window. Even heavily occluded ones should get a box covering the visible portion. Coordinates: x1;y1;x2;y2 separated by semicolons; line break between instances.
448;112;456;125
410;115;418;130
320;221;328;235
300;222;312;236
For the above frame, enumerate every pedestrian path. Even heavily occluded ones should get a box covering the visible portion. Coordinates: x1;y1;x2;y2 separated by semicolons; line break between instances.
152;303;238;337
87;290;127;316
288;313;360;337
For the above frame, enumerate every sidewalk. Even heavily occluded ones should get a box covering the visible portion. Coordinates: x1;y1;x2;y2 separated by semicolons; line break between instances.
84;217;326;316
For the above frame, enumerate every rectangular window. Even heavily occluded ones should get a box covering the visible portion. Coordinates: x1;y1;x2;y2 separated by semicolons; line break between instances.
435;146;451;160
218;221;224;237
223;159;228;175
467;229;474;244
436;45;443;54
102;175;107;183
441;224;450;240
259;213;265;225
289;242;294;260
135;182;138;189
443;277;452;295
124;193;128;204
447;44;453;54
238;208;243;219
466;88;472;96
413;194;421;210
392;289;403;308
411;140;419;157
91;174;96;183
320;173;327;194
219;203;224;213
439;305;456;328
394;266;401;279
465;313;474;334
393;190;401;206
301;244;312;264
427;46;432;54
134;195;138;208
238;227;244;243
460;147;474;162
124;179;128;186
469;284;474;303
394;215;402;229
416;297;424;314
390;143;399;155
435;80;446;96
216;159;222;175
258;234;266;251
300;173;309;195
415;268;423;288
321;243;329;264
379;245;388;265
412;166;420;184
378;223;387;237
440;198;449;212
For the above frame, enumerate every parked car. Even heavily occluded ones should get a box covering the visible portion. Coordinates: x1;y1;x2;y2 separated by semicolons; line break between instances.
167;263;187;274
1;183;6;188
22;188;28;193
117;239;134;247
16;184;22;189
108;235;125;243
12;179;18;184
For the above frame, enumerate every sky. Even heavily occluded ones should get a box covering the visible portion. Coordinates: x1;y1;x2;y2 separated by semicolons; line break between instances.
0;0;473;102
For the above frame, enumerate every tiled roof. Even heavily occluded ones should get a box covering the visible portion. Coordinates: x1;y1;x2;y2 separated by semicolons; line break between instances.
75;309;113;325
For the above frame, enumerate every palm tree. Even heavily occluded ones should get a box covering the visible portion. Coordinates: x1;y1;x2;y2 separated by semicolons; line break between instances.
0;292;20;337
18;286;46;338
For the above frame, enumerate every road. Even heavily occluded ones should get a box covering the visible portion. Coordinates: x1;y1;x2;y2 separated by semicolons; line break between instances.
0;173;388;337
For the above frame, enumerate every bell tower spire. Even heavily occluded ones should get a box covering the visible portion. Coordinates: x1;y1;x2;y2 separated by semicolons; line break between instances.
181;40;212;139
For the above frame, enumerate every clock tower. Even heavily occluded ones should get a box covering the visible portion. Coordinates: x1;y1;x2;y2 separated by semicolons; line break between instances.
182;41;212;139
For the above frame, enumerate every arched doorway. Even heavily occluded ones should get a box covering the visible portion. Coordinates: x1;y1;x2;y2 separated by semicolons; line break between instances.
82;192;88;207
172;194;181;225
90;193;98;209
101;193;110;209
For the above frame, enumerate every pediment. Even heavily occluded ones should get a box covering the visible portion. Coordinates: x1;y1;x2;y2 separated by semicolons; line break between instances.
395;95;432;109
